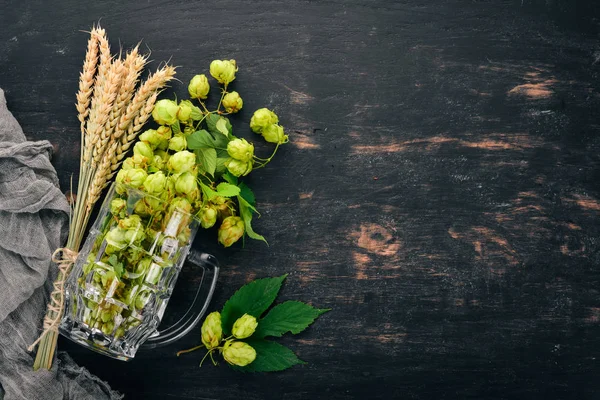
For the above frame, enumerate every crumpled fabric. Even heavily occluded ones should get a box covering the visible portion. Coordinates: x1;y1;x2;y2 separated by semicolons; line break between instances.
0;88;122;400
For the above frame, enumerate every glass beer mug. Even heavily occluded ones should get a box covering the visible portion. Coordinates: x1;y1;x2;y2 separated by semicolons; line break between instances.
59;183;218;360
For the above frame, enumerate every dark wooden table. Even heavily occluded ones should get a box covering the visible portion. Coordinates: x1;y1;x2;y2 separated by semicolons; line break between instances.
2;1;600;398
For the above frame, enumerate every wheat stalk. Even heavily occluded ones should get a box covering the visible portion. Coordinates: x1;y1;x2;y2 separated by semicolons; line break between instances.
32;24;176;371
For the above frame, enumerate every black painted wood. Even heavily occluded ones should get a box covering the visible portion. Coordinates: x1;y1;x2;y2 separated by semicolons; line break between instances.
1;1;600;399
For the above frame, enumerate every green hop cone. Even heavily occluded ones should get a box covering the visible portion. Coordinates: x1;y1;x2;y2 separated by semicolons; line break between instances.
169;197;193;216
149;154;166;173
139;129;162;149
214;197;235;221
109;198;127;218
177;100;193;123
183;125;195;136
152;99;179;126
231;313;258;339
168;134;187;152
143;171;168;195
133;141;154;159
201;311;222;349
200;205;218;229
250;108;279;134
133;257;152;276
177;225;192;244
156;126;173;150
157;125;173;138
262;124;289;144
118;214;142;230
124;226;145;244
227;138;254;162
188;74;210;100
155;149;170;164
222;340;256;367
167;150;196;174
174;172;198;196
222;91;243;113
122;154;149;171
105;227;127;248
209;59;237;85
225;158;253;177
218;216;245;247
115;168;148;194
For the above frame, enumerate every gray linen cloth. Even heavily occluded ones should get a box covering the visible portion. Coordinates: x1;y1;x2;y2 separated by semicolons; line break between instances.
0;88;122;400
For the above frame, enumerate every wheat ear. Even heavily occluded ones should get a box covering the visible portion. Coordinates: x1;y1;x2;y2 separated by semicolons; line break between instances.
87;65;176;209
75;27;99;136
112;65;176;166
83;28;112;162
90;60;124;164
103;47;147;141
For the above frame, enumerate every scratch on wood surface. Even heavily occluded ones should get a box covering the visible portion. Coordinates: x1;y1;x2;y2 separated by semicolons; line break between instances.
352;251;372;280
508;80;556;99
281;84;314;105
572;194;600;212
448;226;519;269
351;133;542;154
295;261;323;284
353;223;401;257
560;240;586;256
360;324;407;346
291;133;320;150
564;223;582;230
482;189;594;260
299;191;314;199
469;89;492;97
507;68;557;99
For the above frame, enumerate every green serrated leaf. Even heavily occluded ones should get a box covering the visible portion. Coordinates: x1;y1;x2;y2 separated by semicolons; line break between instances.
221;275;287;334
207;114;232;138
216;157;229;174
171;120;181;135
107;255;124;278
198;148;217;176
238;182;256;207
190;106;203;121
205;113;220;133
216;182;241;197
216;118;229;137
187;130;215;150
113;262;124;279
222;171;238;185
232;340;305;372
107;254;118;266
253;301;330;339
238;196;266;243
199;182;218;200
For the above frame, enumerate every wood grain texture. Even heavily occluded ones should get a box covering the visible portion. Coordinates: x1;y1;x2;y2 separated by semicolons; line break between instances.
1;0;600;398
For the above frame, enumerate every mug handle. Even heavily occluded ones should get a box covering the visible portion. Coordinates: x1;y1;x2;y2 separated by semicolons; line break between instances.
142;250;219;348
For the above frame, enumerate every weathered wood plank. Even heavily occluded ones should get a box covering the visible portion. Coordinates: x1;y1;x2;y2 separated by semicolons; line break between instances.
1;0;599;398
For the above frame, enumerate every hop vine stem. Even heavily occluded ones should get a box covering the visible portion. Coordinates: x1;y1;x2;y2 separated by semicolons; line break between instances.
253;142;281;169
